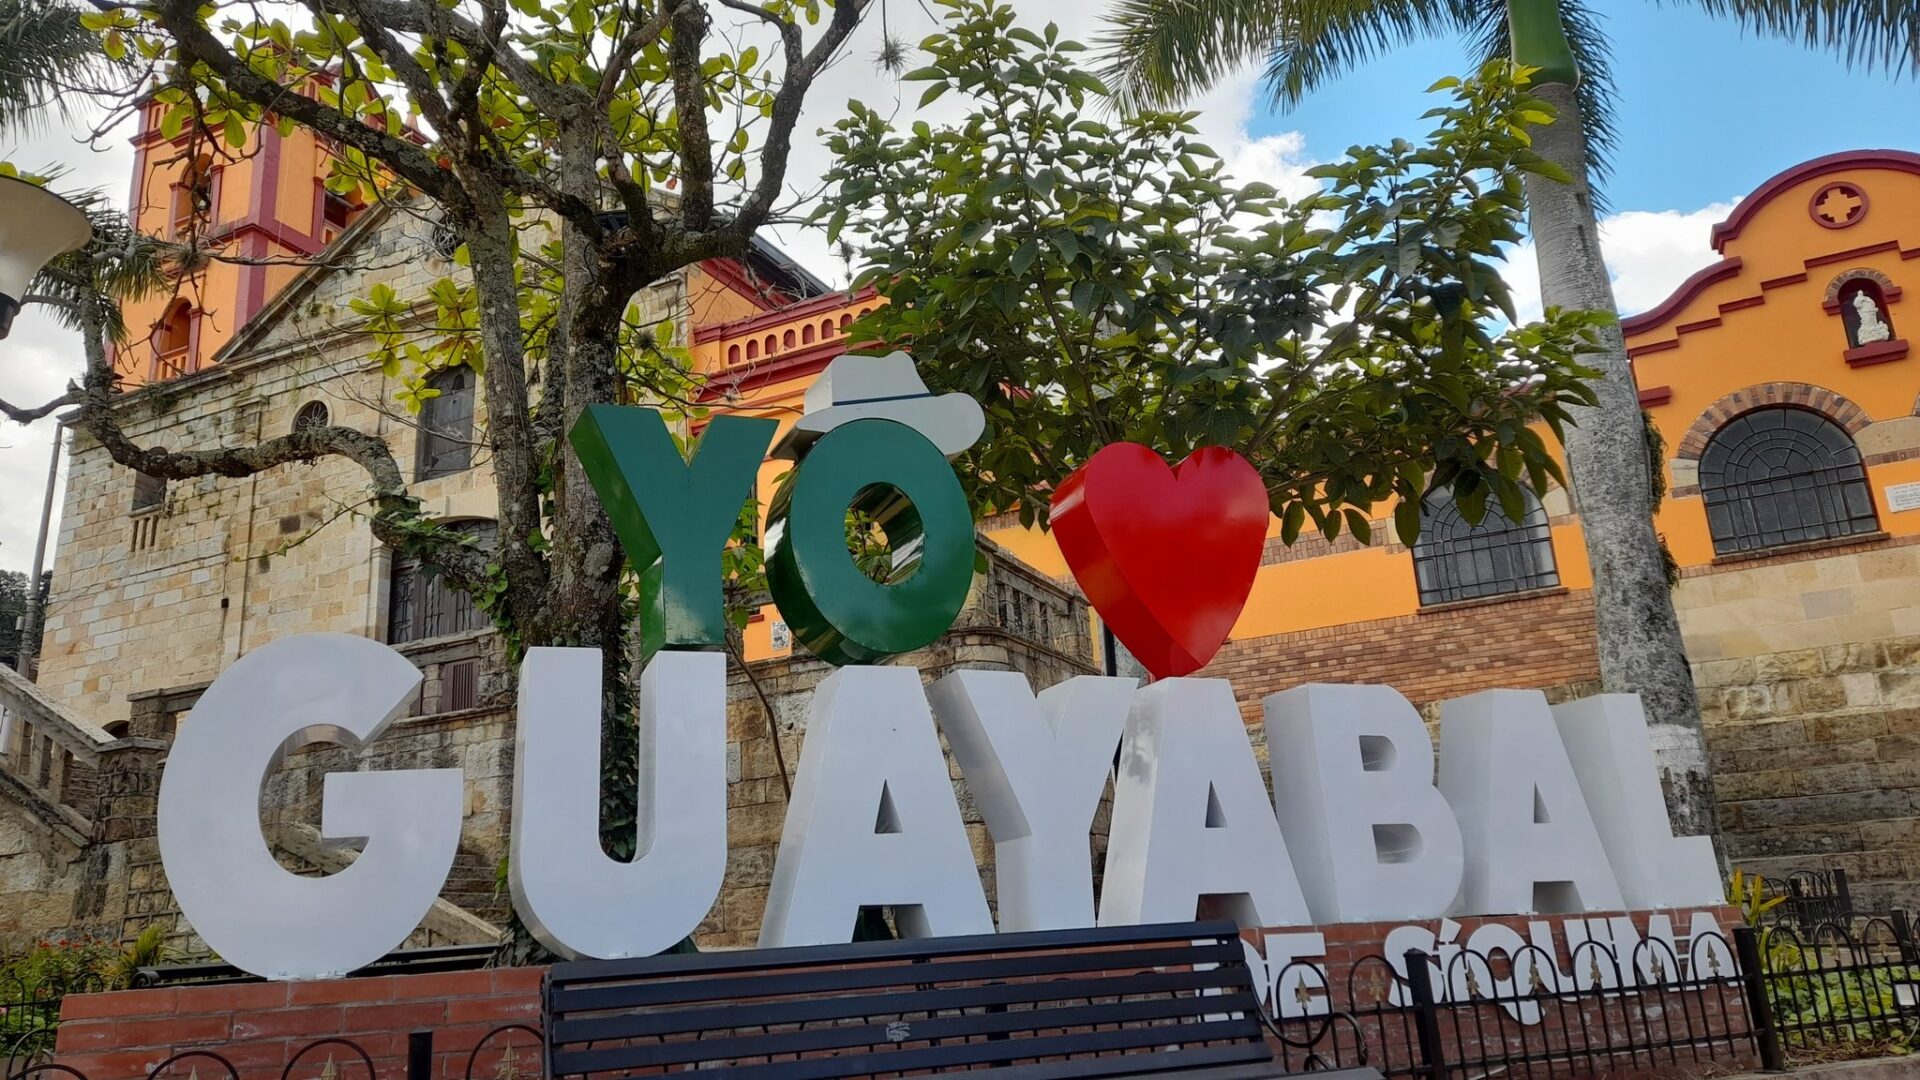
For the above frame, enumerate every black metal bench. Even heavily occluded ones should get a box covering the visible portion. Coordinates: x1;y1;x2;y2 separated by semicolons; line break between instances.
544;919;1374;1080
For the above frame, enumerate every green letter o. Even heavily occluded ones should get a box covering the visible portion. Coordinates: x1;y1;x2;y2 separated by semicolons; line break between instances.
766;419;975;666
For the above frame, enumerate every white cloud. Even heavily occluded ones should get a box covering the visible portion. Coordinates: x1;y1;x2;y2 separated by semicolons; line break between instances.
1220;130;1321;202
1503;201;1737;325
750;0;1314;279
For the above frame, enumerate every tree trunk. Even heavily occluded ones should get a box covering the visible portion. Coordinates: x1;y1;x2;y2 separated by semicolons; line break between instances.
1523;80;1723;850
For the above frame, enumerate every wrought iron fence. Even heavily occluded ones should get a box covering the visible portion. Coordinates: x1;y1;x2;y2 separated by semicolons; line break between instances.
1747;918;1920;1063
0;972;106;1080
1758;868;1857;933
1262;931;1759;1078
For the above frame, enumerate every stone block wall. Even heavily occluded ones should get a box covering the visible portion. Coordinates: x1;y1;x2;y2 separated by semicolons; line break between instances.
1680;536;1920;914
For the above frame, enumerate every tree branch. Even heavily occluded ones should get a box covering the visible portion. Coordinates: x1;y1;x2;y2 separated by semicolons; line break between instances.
0;389;82;425
141;0;457;204
667;0;717;227
731;0;866;230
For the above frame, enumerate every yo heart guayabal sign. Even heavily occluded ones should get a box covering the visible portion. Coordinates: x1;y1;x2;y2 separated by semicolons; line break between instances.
156;353;1724;981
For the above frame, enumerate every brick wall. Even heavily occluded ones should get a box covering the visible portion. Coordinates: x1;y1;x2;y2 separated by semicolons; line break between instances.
54;968;544;1080
1201;587;1602;725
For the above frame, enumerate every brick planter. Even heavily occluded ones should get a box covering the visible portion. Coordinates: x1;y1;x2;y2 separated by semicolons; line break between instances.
54;967;546;1080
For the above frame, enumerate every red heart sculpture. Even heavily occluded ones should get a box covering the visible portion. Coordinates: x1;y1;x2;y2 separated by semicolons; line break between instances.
1051;443;1269;680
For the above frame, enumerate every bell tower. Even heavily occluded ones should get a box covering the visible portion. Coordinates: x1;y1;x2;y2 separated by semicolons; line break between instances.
117;99;362;386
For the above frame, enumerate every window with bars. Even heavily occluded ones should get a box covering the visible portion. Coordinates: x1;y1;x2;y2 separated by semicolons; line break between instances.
417;368;476;480
1699;406;1878;556
388;520;497;645
1412;488;1559;606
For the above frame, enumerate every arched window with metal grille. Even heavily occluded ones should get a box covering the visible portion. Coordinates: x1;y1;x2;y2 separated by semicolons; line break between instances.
1412;488;1559;606
1699;406;1878;555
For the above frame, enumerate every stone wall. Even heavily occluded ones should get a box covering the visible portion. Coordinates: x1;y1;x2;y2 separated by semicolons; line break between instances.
1680;535;1920;914
37;207;497;734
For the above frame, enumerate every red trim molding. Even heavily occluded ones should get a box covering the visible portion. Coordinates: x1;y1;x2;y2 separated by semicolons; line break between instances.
1846;340;1910;367
696;338;856;400
693;286;880;345
1637;385;1673;407
1806;240;1903;270
1620;258;1743;338
1711;150;1920;253
1824;269;1903;313
1809;181;1870;231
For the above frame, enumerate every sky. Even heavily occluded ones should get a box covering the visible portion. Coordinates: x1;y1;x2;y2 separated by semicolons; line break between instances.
0;0;1916;573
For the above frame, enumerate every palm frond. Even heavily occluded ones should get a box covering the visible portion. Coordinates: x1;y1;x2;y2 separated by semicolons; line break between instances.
1098;0;1291;110
1675;0;1920;76
1469;0;1620;207
1259;0;1486;112
0;0;111;135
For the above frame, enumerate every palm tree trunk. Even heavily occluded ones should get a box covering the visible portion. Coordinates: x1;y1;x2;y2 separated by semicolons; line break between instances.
1521;78;1722;850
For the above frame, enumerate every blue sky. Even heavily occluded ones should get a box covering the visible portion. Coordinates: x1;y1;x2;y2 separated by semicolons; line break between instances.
1247;5;1920;215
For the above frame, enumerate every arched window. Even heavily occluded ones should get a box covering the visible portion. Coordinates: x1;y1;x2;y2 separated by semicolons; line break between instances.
727;344;741;364
746;339;759;360
1699;406;1878;555
172;155;214;238
802;324;815;344
822;318;836;338
1412;488;1559;606
388;519;497;644
292;400;330;433
764;333;777;355
838;313;852;328
783;329;796;348
153;300;193;378
417;368;476;480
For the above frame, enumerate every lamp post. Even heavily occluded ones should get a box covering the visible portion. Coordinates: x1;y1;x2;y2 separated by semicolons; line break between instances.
0;175;93;340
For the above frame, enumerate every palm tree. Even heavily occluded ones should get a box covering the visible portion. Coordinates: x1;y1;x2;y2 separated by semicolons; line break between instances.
0;0;113;134
1099;0;1919;842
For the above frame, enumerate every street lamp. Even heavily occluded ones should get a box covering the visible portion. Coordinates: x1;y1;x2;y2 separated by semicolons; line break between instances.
0;175;93;341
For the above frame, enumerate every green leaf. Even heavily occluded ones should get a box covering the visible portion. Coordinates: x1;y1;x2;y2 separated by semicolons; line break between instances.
1010;239;1039;277
1281;501;1305;545
1394;500;1421;548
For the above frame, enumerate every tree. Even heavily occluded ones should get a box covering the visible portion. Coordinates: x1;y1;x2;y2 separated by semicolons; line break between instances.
1097;0;1919;841
0;0;870;952
820;0;1602;594
0;570;50;671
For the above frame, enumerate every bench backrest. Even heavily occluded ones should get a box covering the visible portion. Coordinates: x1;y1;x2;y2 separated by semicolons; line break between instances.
545;920;1271;1080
